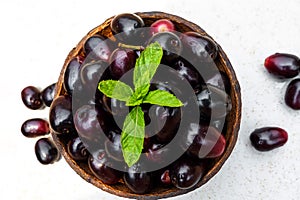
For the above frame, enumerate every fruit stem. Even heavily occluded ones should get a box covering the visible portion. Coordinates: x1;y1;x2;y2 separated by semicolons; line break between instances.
118;43;144;50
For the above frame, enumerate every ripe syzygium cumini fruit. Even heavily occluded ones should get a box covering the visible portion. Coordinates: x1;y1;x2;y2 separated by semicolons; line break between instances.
49;95;75;134
170;156;206;189
88;149;123;184
181;124;226;159
67;137;89;161
109;48;137;79
285;78;300;110
181;32;218;62
123;161;153;194
63;57;82;95
264;53;300;79
250;127;288;151
111;13;146;45
35;138;60;165
84;35;112;62
150;19;175;35
21;86;44;110
41;83;56;107
21;118;49;138
43;12;241;198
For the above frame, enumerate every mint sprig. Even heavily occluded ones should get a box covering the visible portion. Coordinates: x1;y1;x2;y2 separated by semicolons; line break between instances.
98;80;133;101
121;106;145;167
143;89;183;107
98;42;183;167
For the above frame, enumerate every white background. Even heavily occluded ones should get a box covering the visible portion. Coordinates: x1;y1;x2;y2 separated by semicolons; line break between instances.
1;0;300;199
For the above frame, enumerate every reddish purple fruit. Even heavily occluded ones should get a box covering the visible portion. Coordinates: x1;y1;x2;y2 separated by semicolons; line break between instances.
285;78;300;110
49;95;75;134
21;86;44;110
21;118;49;138
88;149;123;185
160;169;171;185
41;83;56;107
63;57;82;95
150;19;175;35
181;32;218;62
67;137;89;161
170;156;206;189
109;48;136;79
35;138;60;165
250;127;288;151
183;125;226;158
123;162;153;194
84;35;111;62
264;53;300;79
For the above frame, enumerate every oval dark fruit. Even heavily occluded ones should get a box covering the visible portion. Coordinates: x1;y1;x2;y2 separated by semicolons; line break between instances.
41;83;56;107
109;48;136;79
88;149;123;185
84;35;112;62
170;156;206;189
285;78;300;110
63;57;82;95
35;138;60;165
196;85;232;120
74;104;106;143
264;53;300;79
21;86;44;110
172;57;203;89
67;137;89;161
250;127;288;151
111;13;144;35
49;95;75;134
148;31;182;63
105;129;124;162
181;124;226;158
150;19;175;35
181;32;218;62
110;13;146;45
21;118;49;138
123;162;153;194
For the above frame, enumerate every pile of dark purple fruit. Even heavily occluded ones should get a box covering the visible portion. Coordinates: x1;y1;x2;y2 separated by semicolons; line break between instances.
264;53;300;110
22;13;233;195
249;53;300;152
21;84;61;164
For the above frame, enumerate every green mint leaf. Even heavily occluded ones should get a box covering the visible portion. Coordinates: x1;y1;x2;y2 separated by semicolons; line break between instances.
133;42;163;96
126;93;143;106
143;90;184;107
121;106;145;167
98;80;133;102
126;85;150;106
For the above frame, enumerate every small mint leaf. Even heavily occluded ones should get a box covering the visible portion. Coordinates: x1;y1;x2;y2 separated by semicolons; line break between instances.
133;42;163;95
126;85;150;106
126;93;143;106
98;80;133;102
143;90;184;107
121;106;145;167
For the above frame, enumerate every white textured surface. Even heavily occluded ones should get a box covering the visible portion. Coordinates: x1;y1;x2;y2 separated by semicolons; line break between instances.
1;0;300;199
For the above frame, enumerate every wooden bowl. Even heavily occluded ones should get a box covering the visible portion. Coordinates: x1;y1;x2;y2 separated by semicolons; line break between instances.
51;11;241;199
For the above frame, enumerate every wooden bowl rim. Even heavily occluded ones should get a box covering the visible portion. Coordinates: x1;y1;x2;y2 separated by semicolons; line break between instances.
51;11;242;200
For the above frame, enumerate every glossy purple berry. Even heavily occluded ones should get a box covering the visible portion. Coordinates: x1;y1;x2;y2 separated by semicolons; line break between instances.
250;127;288;151
49;95;75;134
21;118;49;138
35;138;60;165
285;78;300;110
67;137;89;161
264;53;300;79
21;86;44;110
41;83;56;107
170;156;206;189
